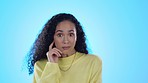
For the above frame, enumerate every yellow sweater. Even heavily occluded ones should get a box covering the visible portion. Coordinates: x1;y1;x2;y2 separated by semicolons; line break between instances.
33;52;102;83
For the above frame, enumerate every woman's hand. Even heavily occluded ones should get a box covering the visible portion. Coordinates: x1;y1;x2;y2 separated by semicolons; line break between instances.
46;42;62;63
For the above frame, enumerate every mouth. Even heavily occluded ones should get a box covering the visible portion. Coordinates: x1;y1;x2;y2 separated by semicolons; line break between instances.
62;46;70;50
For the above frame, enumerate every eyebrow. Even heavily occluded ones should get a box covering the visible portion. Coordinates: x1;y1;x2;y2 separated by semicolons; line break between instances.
55;30;63;33
68;30;74;32
55;30;74;33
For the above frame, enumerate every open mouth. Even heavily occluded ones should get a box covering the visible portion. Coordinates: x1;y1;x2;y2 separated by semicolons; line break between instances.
62;46;70;50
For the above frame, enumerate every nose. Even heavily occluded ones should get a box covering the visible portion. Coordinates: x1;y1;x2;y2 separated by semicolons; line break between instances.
63;36;69;44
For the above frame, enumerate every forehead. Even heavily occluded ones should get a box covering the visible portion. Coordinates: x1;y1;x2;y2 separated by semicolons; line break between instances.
56;20;76;31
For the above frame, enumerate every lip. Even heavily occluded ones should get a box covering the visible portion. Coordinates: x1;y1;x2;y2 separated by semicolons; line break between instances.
62;46;70;50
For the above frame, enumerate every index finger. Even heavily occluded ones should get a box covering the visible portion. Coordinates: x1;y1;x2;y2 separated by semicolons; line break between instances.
49;41;54;50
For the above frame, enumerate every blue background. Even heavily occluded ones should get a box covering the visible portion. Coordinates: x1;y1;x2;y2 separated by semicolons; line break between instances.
0;0;148;83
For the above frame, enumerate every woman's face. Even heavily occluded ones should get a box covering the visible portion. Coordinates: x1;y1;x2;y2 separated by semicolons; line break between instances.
54;20;77;56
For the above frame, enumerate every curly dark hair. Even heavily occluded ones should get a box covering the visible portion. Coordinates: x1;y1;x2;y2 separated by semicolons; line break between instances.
27;13;88;75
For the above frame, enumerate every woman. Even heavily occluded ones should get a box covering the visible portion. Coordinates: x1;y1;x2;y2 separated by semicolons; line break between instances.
27;13;102;83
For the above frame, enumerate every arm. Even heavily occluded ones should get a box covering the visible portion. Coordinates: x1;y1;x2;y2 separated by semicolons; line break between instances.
90;56;102;83
33;62;61;83
33;42;62;83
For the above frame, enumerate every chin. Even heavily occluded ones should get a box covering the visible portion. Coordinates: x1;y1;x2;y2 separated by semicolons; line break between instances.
62;50;69;55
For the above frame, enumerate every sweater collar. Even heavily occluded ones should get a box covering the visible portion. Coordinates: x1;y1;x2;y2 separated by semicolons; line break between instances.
58;52;77;66
58;52;86;67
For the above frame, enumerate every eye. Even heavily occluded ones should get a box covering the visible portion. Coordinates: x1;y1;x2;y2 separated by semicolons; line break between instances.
57;33;63;37
69;33;74;37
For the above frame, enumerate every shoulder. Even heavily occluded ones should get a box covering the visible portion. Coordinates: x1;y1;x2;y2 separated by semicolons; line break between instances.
83;53;102;64
77;52;102;66
35;59;48;66
34;59;48;70
86;54;102;72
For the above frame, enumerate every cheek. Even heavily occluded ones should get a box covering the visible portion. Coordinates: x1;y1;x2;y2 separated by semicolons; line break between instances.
54;37;62;47
70;37;77;44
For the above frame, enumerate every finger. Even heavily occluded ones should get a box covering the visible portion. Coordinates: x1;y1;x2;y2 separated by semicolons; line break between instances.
53;48;62;54
49;41;54;50
54;50;62;57
52;50;61;57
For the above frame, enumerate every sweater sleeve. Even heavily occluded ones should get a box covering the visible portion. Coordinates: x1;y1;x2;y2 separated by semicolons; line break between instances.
90;56;102;83
33;61;61;83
